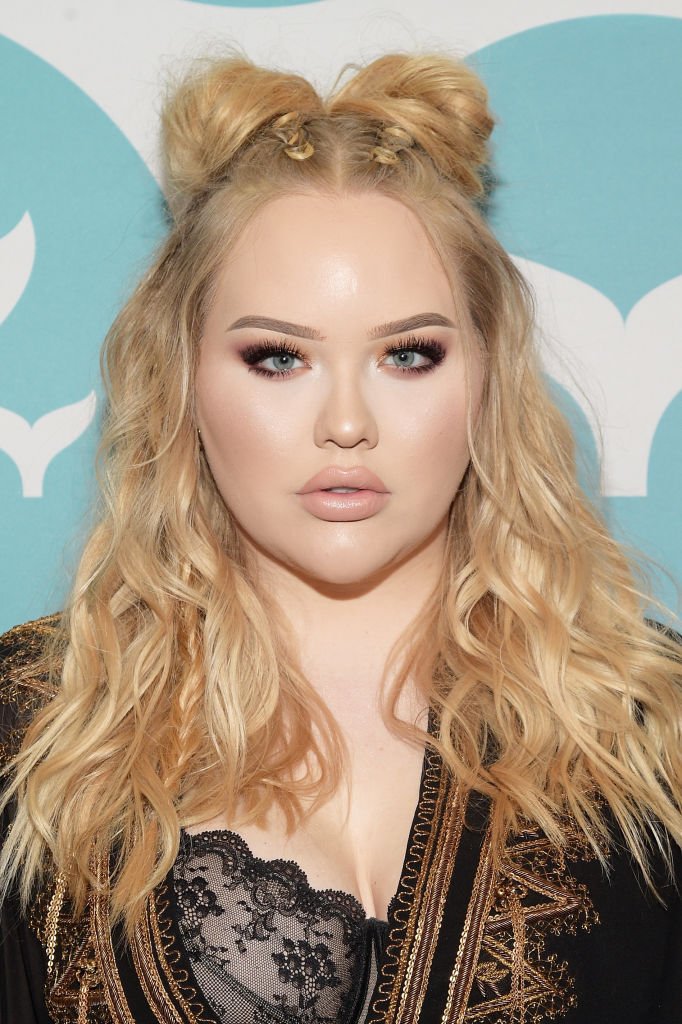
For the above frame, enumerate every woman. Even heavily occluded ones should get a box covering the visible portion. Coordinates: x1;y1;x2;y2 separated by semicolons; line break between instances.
1;51;681;1024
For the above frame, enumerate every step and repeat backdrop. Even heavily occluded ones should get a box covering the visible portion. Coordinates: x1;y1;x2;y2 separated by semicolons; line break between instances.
0;1;680;631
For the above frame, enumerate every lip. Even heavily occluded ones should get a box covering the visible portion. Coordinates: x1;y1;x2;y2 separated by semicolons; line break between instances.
297;466;390;522
298;466;389;494
298;489;389;522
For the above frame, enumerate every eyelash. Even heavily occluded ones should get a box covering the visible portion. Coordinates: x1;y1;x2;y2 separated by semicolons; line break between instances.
240;335;446;378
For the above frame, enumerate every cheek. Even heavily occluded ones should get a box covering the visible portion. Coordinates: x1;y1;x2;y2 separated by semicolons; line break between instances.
197;370;299;464
391;389;471;484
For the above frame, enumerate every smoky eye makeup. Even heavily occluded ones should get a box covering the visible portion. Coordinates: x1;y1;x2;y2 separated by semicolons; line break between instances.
380;335;446;374
239;338;307;377
238;334;448;378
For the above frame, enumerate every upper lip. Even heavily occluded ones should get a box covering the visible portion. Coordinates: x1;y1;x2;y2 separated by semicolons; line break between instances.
298;466;389;494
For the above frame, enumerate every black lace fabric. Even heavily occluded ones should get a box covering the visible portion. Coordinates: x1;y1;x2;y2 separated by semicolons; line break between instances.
172;829;391;1024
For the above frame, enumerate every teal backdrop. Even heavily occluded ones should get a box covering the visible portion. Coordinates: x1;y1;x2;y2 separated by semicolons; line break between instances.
0;36;166;629
474;15;682;613
0;12;679;631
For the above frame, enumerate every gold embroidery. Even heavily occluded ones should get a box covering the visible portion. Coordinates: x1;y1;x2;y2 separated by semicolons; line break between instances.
442;826;497;1022
29;865;111;1023
0;614;59;763
90;853;137;1024
45;872;68;976
367;718;466;1024
368;742;446;1021
364;712;599;1024
2;617;112;1023
77;959;98;1024
131;894;187;1024
153;882;220;1022
448;823;599;1023
396;785;465;1022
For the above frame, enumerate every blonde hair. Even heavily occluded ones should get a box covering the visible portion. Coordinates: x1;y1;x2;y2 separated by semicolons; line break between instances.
1;51;681;937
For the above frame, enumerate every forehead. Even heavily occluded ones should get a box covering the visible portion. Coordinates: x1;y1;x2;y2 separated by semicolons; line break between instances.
211;192;458;324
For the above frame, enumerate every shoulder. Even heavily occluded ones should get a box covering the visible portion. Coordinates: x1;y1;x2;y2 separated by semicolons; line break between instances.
0;614;61;767
645;617;682;652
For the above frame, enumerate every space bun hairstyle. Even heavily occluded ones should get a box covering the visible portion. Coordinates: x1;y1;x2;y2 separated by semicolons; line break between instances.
161;51;494;220
162;57;325;218
329;53;494;194
3;49;680;939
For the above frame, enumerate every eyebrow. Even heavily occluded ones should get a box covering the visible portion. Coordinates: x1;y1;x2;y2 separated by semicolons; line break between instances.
368;313;456;339
226;312;456;340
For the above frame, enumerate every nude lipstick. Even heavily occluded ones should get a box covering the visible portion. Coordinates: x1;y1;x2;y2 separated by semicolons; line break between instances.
297;466;390;522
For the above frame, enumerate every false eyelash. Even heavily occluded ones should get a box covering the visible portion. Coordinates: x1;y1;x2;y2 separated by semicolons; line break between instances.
240;334;447;378
381;335;446;374
240;338;307;377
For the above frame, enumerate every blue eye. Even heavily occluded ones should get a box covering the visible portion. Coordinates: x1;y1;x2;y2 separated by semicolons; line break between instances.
238;334;446;378
258;351;303;374
390;349;420;368
240;340;306;377
382;336;446;374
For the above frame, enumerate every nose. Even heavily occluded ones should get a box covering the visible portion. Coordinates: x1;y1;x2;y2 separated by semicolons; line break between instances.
313;370;378;450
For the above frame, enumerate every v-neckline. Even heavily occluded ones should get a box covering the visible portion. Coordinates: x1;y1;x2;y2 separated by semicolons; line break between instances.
177;705;439;926
157;707;445;1023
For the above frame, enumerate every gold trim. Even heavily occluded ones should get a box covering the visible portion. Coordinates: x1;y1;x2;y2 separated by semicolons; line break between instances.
395;786;465;1022
442;825;496;1023
131;895;186;1024
77;959;98;1024
90;855;137;1024
446;825;599;1022
44;872;68;976
368;718;469;1024
369;744;448;1020
132;881;218;1023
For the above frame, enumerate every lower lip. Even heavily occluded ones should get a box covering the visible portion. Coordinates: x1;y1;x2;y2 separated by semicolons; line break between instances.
298;489;389;521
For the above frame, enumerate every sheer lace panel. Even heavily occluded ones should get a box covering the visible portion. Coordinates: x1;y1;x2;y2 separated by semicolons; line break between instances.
172;829;390;1024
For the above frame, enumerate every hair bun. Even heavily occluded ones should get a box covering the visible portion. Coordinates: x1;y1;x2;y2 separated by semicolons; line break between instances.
330;53;495;197
161;54;323;218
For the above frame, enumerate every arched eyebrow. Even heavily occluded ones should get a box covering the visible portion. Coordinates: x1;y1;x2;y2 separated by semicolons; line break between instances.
226;316;324;339
368;313;455;339
226;312;455;340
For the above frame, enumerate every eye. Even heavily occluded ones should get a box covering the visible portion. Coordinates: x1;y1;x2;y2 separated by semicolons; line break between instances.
381;336;446;375
240;339;306;377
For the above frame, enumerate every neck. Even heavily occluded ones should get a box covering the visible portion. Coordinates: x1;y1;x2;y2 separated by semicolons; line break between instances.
246;526;446;718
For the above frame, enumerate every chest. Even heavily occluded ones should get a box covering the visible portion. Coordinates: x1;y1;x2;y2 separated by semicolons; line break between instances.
185;728;427;921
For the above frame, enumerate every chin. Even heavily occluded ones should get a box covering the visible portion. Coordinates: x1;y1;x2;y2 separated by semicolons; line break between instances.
237;524;428;590
279;542;419;591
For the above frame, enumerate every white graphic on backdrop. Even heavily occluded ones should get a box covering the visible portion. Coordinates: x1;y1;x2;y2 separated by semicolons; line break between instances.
0;215;97;497
516;258;681;498
0;392;97;498
0;212;35;327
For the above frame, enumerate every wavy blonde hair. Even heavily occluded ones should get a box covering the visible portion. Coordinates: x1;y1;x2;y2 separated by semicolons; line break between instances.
2;50;681;936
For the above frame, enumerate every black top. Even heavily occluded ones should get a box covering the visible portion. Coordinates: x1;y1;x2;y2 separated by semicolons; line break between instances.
1;615;682;1024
